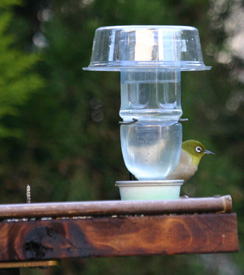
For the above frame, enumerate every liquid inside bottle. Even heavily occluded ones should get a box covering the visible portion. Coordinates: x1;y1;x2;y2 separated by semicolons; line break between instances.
120;70;182;122
120;122;182;180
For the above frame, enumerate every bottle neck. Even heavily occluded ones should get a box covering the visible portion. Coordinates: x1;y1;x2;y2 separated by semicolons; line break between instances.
120;70;182;122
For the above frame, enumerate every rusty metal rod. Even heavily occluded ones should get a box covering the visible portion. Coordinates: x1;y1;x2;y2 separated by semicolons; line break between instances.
0;196;232;218
0;261;58;269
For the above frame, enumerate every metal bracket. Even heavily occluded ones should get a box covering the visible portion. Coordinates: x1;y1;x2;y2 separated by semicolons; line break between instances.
179;118;189;122
119;118;189;125
119;118;138;125
0;261;58;269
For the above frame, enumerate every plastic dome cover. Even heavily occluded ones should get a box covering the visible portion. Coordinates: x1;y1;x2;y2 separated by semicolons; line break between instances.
84;25;211;71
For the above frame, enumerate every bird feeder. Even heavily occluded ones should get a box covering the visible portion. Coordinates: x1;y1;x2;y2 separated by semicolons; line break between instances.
0;26;238;273
84;25;210;200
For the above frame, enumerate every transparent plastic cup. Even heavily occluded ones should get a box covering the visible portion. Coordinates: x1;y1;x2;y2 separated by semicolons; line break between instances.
84;25;211;71
120;122;182;180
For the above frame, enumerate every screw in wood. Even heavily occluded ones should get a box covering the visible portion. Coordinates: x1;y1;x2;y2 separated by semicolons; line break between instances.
26;184;31;204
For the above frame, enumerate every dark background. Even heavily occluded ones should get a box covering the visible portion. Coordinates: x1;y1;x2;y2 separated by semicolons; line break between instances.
0;0;243;274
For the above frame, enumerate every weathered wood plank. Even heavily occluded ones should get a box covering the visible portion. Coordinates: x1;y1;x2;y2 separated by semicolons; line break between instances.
0;196;232;218
0;213;238;262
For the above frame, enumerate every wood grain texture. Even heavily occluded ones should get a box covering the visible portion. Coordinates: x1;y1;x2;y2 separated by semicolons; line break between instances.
0;196;232;218
0;213;238;262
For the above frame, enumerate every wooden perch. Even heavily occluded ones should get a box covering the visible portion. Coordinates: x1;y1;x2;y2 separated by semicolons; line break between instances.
0;196;239;269
0;195;232;218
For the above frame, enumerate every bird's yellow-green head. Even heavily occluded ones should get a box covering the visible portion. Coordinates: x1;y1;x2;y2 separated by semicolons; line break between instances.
182;139;214;166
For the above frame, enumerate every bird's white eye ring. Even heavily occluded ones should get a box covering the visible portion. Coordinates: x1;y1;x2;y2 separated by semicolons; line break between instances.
195;146;202;153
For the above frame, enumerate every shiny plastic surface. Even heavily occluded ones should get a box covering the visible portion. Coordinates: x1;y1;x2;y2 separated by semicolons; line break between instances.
116;180;183;200
120;70;182;122
120;122;182;180
84;25;210;71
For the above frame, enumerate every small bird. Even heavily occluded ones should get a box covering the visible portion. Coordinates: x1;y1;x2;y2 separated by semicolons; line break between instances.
167;139;214;181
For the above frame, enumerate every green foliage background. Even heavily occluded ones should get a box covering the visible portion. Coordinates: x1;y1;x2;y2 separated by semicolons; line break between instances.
0;0;243;274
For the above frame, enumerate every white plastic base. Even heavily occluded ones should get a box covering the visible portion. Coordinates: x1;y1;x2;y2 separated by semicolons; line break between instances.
115;180;184;200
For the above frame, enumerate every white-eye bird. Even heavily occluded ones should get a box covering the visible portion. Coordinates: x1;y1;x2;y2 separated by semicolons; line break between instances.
167;139;214;181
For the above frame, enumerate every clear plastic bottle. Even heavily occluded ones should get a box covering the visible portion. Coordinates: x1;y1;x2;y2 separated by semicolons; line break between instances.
84;25;210;182
120;122;182;180
120;70;182;122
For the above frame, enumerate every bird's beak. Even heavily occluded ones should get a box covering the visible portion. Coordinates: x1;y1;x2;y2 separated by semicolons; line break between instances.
204;149;215;155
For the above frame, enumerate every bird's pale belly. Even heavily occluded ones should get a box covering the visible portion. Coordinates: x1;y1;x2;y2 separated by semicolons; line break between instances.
166;150;198;181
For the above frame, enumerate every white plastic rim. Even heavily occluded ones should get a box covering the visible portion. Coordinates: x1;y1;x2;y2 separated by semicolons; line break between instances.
116;179;184;186
84;25;211;71
116;180;184;200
